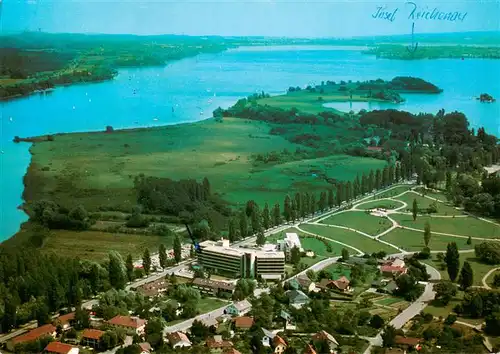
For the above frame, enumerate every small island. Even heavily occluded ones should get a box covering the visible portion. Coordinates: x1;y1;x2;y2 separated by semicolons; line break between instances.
477;93;496;103
286;76;442;104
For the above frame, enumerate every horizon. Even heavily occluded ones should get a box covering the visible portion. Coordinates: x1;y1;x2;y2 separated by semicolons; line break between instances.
2;0;499;37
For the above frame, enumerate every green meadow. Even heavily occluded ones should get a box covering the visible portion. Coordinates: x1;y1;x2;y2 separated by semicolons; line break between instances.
26;117;385;211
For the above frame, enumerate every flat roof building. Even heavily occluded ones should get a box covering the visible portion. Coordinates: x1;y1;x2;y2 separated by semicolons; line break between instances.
198;239;285;280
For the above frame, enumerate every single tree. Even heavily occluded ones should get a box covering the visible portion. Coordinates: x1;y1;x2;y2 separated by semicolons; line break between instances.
262;203;271;229
319;191;327;212
273;202;281;226
424;221;431;247
228;218;237;242
467;236;472;245
159;244;167;268
294;193;302;218
395;164;401;182
290;246;301;266
173;235;182;263
382;325;397;347
341;248;350;261
239;211;248;238
445;242;460;282
125;254;134;281
446;170;452;191
412;198;418;221
256;231;266;246
108;251;126;289
459;261;474;290
328;189;334;209
368;170;375;192
310;193;316;215
434;281;457;305
202;177;211;198
336;183;343;206
251;206;262;234
284;195;292;222
143;248;151;275
375;169;382;190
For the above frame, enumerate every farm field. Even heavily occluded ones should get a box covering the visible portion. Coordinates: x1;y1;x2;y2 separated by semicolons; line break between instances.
380;227;475;251
299;223;398;254
356;199;405;210
26;117;386;211
40;229;167;261
393;192;462;216
390;214;500;239
320;210;393;236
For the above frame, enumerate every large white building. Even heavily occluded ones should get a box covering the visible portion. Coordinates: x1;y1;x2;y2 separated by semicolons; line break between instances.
198;239;285;280
278;232;303;259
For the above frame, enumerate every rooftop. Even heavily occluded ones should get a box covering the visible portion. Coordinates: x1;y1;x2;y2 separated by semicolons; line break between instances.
11;324;56;344
199;240;285;259
82;329;105;340
273;335;287;347
233;299;252;311
168;331;191;345
206;336;233;349
312;330;339;345
56;312;75;325
108;315;146;328
192;278;235;291
394;336;421;346
44;341;76;354
234;316;254;329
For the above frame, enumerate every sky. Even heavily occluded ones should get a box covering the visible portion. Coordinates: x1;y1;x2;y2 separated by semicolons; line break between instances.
1;0;499;37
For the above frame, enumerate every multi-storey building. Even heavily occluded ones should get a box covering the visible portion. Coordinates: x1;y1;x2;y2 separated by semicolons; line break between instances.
198;239;285;280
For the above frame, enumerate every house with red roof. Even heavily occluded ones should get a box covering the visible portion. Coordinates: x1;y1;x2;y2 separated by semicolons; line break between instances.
54;312;76;331
206;335;233;350
272;335;288;353
7;324;57;351
44;341;79;354
108;315;146;335
303;343;317;354
380;258;407;278
138;342;152;353
233;316;254;330
394;335;421;349
312;330;339;353
81;328;105;348
167;331;191;348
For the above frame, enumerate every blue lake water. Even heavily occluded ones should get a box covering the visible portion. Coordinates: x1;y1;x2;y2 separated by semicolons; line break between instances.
1;46;499;241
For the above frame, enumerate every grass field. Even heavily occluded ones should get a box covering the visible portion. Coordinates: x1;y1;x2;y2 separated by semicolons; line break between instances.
423;256;496;286
41;229;167;261
323;263;352;280
320;211;393;236
390;214;500;239
26;118;386;211
374;185;413;198
267;227;345;256
299;223;398;254
394;192;462;216
198;297;228;313
380;227;474;252
356;199;405;210
486;269;500;288
413;187;448;202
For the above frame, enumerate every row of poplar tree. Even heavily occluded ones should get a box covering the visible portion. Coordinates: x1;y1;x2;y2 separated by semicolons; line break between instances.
227;161;413;243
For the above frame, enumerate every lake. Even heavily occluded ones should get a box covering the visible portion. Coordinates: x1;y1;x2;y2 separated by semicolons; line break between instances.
1;46;499;241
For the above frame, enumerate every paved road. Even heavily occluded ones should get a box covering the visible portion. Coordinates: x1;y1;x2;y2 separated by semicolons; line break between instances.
362;262;441;354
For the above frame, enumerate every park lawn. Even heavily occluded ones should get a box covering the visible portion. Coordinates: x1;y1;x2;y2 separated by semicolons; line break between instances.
26;117;385;212
486;269;500;288
422;256;497;286
380;227;474;252
320;210;393;236
299;223;398;254
356;199;405;211
413;187;448;202
374;185;413;198
197;297;228;313
390;214;500;239
323;263;352;280
394;192;462;216
41;229;166;261
267;227;346;257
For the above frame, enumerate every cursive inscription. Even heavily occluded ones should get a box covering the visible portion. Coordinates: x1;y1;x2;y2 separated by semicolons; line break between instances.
372;2;468;23
372;6;398;22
